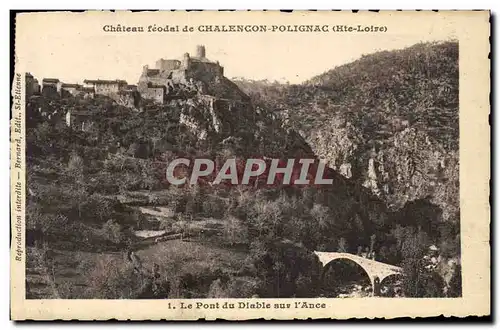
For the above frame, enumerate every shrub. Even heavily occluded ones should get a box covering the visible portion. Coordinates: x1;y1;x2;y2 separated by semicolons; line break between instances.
85;256;147;299
249;240;321;298
207;276;260;298
99;220;125;244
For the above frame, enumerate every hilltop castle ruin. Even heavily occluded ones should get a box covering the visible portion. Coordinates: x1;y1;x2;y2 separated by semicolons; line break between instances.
138;45;224;104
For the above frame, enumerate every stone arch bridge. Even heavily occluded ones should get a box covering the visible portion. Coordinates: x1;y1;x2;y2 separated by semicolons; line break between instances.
314;251;403;296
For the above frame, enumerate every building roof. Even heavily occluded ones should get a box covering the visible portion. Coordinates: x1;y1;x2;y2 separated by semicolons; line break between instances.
61;83;82;88
42;78;60;83
84;79;128;85
158;59;181;64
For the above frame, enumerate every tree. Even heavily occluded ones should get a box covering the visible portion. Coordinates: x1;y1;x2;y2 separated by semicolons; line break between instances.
400;229;445;297
85;256;146;299
395;197;443;239
310;203;331;233
67;151;84;180
447;264;462;297
337;237;349;253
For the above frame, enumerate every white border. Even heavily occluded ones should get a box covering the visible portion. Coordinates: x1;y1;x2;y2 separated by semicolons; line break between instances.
3;1;496;328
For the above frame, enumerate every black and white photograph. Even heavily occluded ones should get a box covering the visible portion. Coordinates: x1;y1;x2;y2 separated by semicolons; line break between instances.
10;10;490;320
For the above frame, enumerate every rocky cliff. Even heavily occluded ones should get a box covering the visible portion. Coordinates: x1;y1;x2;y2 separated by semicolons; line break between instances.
163;82;315;160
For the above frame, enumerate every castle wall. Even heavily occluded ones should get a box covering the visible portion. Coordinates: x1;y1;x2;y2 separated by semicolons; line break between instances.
171;70;187;84
156;59;181;71
141;86;165;104
143;75;167;87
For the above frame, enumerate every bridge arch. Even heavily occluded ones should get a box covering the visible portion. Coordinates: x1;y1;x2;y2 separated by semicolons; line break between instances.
380;272;404;286
321;257;374;295
314;251;403;296
379;273;404;296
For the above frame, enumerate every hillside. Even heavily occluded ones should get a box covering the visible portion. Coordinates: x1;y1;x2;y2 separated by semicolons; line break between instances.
233;41;460;222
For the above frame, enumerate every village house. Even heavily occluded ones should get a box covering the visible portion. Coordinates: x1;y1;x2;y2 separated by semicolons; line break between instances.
25;73;40;97
41;78;61;97
83;79;128;97
77;86;96;99
117;85;141;108
141;82;167;104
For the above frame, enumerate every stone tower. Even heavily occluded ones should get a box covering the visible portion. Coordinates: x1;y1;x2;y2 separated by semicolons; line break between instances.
182;52;190;69
196;45;206;58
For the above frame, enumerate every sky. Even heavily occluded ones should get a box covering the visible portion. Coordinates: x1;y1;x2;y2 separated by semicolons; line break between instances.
16;11;460;85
